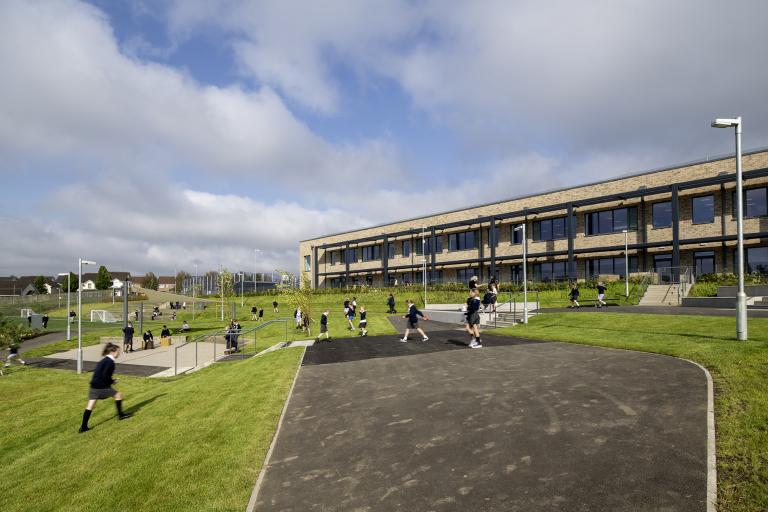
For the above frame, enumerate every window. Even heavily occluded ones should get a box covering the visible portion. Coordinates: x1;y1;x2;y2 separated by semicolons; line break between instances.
585;207;638;235
532;261;567;282
652;201;673;229
402;240;410;257
388;243;395;259
365;275;374;286
456;268;477;283
732;187;768;218
304;255;311;272
586;257;638;278
345;248;357;264
694;250;715;275
330;251;338;265
448;230;478;251
329;277;346;288
511;225;524;245
361;245;381;261
745;247;768;274
416;236;444;255
691;195;714;224
532;217;566;241
509;264;523;283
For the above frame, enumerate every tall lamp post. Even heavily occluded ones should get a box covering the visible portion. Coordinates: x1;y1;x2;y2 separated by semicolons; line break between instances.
77;259;96;374
712;116;747;340
239;272;245;307
622;229;630;298
514;224;528;324
421;227;428;307
193;263;197;321
219;264;225;322
57;272;71;341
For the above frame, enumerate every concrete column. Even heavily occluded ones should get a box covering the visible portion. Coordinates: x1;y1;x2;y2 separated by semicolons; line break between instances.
382;236;389;286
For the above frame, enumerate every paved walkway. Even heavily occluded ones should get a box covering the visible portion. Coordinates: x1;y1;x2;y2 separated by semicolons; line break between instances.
252;331;709;511
540;305;768;317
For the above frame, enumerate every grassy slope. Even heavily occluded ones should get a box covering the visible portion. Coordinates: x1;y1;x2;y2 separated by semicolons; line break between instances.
0;348;303;512
495;313;768;512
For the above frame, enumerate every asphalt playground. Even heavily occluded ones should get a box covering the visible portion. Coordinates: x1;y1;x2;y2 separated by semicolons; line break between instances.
251;328;710;511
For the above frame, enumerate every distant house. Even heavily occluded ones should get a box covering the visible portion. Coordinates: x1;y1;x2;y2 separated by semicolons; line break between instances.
158;276;176;292
80;272;132;291
0;276;56;295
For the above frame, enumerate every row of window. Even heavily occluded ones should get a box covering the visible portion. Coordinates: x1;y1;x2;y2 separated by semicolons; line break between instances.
324;187;768;264
324;246;768;285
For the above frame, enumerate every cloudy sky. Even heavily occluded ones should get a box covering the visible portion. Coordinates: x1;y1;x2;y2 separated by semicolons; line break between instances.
1;0;767;278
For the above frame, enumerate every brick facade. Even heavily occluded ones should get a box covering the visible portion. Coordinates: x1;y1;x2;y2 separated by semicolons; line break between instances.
300;150;768;288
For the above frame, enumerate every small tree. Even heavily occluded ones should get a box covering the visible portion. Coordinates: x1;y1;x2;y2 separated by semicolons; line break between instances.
283;274;313;336
0;314;24;352
143;272;159;290
219;268;234;298
65;272;78;292
33;275;47;294
95;266;113;290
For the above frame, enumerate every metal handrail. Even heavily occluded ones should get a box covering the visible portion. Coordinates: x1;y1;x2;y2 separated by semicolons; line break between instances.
173;318;292;376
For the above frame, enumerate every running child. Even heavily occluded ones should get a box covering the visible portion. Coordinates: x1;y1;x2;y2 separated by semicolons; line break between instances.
596;281;607;308
78;343;132;433
316;309;331;342
465;289;483;348
251;305;258;320
358;306;368;337
569;283;581;308
401;300;429;342
4;343;26;368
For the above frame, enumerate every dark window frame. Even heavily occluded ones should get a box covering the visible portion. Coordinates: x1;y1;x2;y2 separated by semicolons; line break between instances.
731;187;768;219
532;217;567;242
361;245;381;262
691;194;715;225
448;230;479;252
511;224;524;245
585;206;638;236
652;201;673;229
402;240;411;258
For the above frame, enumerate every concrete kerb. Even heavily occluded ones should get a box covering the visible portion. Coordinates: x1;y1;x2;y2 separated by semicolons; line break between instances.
247;347;307;512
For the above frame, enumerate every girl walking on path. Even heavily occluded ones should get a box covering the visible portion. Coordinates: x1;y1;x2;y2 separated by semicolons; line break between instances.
401;300;429;342
358;306;368;337
78;343;132;433
596;281;607;308
569;284;581;308
465;289;483;348
316;309;330;342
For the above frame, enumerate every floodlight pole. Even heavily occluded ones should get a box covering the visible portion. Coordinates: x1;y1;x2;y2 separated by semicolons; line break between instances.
240;272;244;307
77;259;96;374
623;229;629;298
515;224;528;324
711;116;747;340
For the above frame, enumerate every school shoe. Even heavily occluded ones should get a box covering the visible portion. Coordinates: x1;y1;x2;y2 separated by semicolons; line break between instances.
469;340;483;349
422;337;429;341
400;337;408;343
78;426;90;433
118;413;133;420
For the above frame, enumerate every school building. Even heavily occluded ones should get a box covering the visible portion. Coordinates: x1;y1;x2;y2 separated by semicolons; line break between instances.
299;149;768;288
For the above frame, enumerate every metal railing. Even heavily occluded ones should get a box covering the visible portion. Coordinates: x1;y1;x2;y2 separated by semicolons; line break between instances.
490;291;540;327
172;318;293;376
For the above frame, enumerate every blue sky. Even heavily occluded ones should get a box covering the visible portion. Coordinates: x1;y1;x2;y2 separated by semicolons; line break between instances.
1;0;767;277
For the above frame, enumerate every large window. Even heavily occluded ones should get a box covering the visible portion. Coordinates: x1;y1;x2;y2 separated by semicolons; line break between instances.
414;270;444;285
532;217;566;241
692;195;715;224
330;251;338;265
361;245;381;262
585;207;638;235
511;225;524;245
387;243;396;259
345;248;357;264
652;201;673;229
732;187;768;218
456;268;477;283
586;257;638;278
415;236;443;255
694;250;715;275
304;255;311;272
402;240;410;257
329;277;346;288
533;261;567;282
448;231;478;251
744;247;768;274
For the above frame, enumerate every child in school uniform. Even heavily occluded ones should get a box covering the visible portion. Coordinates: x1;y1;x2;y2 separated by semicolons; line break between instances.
358;306;368;337
78;343;132;433
316;309;331;342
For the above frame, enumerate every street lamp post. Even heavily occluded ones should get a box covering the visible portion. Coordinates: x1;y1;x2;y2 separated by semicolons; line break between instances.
712;116;747;340
622;229;629;298
77;259;96;374
219;264;224;322
57;272;71;341
193;264;197;321
514;224;528;324
421;227;428;307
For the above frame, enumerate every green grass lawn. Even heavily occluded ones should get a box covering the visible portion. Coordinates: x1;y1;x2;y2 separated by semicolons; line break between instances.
0;347;303;512
496;312;768;512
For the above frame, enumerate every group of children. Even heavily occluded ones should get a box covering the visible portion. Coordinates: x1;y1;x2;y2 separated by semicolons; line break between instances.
315;296;368;342
568;281;608;308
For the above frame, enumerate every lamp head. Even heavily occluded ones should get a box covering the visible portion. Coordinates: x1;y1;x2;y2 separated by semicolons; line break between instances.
57;272;68;277
81;260;96;266
711;117;740;128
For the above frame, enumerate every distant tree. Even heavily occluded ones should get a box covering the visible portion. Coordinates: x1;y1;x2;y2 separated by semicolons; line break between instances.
66;272;78;292
175;271;191;293
95;266;113;290
143;272;159;291
220;268;234;297
33;275;47;294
